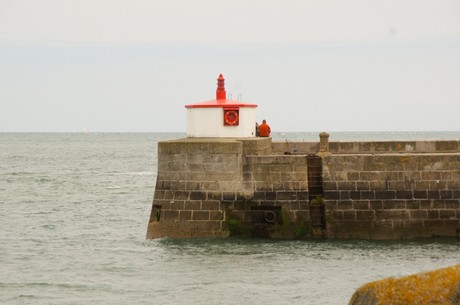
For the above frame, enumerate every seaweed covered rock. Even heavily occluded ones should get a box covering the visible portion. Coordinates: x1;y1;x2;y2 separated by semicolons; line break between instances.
349;264;460;305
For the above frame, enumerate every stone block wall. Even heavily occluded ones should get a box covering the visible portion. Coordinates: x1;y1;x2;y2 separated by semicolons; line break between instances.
147;137;459;240
146;138;312;239
146;139;246;238
323;153;460;239
147;138;308;238
227;155;311;238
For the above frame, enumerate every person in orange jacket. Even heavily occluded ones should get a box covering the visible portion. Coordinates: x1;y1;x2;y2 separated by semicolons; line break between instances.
258;119;271;137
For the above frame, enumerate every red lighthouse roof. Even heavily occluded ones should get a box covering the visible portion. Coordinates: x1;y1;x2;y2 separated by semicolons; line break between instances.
185;74;258;108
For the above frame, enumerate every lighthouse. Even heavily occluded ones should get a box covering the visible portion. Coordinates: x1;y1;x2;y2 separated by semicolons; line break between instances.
185;74;258;137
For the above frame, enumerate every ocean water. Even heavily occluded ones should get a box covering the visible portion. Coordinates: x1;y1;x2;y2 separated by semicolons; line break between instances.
1;132;459;305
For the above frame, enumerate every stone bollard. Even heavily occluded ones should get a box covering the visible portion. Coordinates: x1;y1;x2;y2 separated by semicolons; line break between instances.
319;132;330;153
348;264;460;305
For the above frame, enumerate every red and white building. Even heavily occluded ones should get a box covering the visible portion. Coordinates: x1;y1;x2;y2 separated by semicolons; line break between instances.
185;74;258;137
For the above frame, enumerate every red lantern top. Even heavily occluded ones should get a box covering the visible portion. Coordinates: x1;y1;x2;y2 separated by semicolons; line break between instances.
185;74;257;108
216;74;226;100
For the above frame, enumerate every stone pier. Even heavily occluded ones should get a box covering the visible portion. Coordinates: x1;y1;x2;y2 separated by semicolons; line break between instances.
147;137;460;239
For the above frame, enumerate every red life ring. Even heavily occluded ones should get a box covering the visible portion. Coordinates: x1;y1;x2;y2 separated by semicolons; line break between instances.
224;110;239;126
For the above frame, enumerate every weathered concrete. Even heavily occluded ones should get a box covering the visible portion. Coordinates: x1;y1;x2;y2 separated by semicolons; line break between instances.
349;264;460;305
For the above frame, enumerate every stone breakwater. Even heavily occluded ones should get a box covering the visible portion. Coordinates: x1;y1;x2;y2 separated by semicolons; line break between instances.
348;264;460;305
146;136;460;240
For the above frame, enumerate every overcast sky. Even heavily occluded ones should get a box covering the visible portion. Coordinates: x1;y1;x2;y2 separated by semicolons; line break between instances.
1;0;459;132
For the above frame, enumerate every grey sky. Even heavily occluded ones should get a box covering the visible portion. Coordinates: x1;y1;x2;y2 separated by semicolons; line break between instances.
1;0;459;132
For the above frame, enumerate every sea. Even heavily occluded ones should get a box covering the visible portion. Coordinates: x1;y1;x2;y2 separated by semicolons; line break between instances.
1;131;459;305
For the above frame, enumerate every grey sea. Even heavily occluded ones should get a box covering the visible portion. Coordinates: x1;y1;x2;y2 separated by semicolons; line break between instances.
1;131;460;305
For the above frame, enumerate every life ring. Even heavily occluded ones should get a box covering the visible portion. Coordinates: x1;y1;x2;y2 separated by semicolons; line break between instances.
224;110;239;126
264;211;277;223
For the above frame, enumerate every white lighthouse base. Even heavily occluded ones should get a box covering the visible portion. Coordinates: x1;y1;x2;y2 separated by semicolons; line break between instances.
186;107;257;138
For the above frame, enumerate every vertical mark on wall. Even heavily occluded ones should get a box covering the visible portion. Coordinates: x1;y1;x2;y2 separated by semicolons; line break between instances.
149;204;162;222
307;154;327;238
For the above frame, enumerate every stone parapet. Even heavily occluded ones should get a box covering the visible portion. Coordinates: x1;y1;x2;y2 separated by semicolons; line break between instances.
329;140;460;154
272;140;460;155
271;142;319;155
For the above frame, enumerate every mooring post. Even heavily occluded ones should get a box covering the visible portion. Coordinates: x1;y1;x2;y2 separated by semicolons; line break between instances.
319;132;330;153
